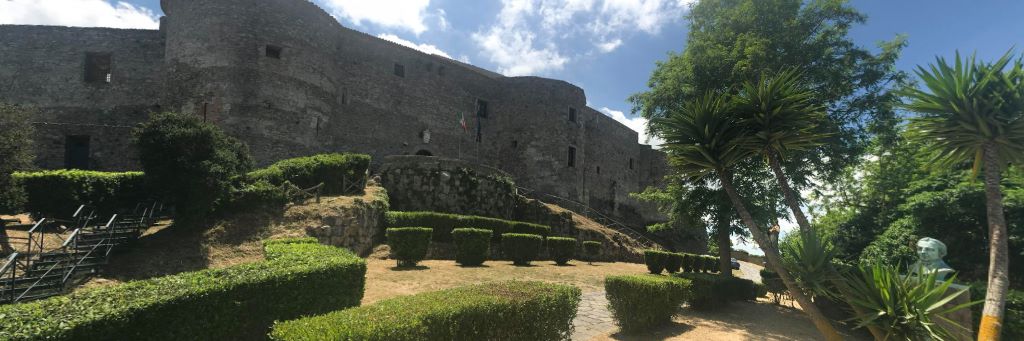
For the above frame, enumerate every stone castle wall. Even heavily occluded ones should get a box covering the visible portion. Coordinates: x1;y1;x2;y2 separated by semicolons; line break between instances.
0;0;667;226
378;156;518;219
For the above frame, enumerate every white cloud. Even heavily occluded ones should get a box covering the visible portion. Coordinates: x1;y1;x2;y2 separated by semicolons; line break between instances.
473;0;691;76
321;0;431;35
0;0;159;29
376;33;453;59
598;107;664;147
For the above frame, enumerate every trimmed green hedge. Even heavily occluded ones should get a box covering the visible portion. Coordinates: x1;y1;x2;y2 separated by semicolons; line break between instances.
665;253;683;273
386;211;551;242
270;281;582;341
13;170;147;218
501;233;543;266
644;250;671;274
247;153;370;195
547;237;577;265
583;241;601;263
675;273;756;310
452;228;492;266
0;238;366;340
386;227;432;267
221;178;289;213
605;274;693;332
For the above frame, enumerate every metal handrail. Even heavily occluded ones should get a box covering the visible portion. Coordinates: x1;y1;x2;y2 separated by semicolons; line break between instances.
25;218;47;257
0;252;19;302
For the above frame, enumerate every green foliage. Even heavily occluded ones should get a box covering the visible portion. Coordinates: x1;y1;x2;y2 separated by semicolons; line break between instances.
220;179;289;213
969;284;1024;339
583;241;601;263
246;153;370;195
664;252;683;273
546;236;576;265
675;272;755;310
270;281;582;341
859;217;919;267
133;112;252;224
385;211;551;243
780;229;838;299
451;228;492;266
838;263;977;340
735;68;829;158
500;233;543;266
386;227;432;267
760;268;787;303
12;170;146;217
0;103;34;214
0;238;366;340
643;250;671;274
680;253;695;272
604;275;693;333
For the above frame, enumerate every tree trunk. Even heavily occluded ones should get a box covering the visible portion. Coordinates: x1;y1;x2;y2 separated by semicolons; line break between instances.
717;170;844;341
717;218;733;277
767;152;812;234
979;143;1009;341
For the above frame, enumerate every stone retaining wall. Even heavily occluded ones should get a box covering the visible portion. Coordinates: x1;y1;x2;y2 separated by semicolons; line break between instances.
378;156;517;219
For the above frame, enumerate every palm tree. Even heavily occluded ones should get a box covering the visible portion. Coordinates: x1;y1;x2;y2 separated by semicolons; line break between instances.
734;69;827;235
901;51;1024;341
652;92;845;341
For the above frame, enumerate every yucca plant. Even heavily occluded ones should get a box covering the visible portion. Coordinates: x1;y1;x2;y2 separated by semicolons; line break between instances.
780;228;838;299
839;263;978;340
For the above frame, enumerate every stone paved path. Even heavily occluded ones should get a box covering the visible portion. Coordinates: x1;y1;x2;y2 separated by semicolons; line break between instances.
572;291;616;341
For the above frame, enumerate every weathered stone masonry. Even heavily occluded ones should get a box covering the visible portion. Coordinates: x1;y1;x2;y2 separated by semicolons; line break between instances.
0;0;666;225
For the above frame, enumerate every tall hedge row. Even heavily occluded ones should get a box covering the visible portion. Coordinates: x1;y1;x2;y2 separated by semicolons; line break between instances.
675;272;757;310
0;238;366;340
270;281;582;341
385;211;551;242
605;274;693;332
246;153;371;195
13;170;147;218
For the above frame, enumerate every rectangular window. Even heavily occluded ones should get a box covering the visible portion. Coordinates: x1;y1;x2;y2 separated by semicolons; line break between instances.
64;135;90;170
568;146;576;168
394;63;405;77
266;45;282;59
476;99;489;118
568;107;577;122
84;52;111;84
629;158;634;170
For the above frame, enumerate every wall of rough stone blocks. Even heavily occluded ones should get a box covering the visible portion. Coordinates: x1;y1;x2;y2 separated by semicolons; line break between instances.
0;0;667;225
378;156;518;219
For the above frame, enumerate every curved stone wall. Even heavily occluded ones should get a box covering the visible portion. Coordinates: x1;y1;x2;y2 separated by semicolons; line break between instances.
378;156;517;219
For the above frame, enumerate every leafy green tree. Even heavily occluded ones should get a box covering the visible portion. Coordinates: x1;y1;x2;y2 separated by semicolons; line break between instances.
652;92;845;340
0;103;35;215
133;112;253;225
901;51;1024;340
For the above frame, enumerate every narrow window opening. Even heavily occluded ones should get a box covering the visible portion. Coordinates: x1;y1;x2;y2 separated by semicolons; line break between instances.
511;140;518;148
415;149;433;156
629;158;634;170
394;63;405;77
341;88;349;105
201;102;208;122
596;166;601;174
315;116;321;137
65;135;91;170
84;52;111;84
568;107;577;122
568;146;576;168
266;45;282;59
476;99;489;118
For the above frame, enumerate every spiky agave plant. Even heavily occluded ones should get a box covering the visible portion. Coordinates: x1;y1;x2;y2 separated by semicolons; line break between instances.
839;263;978;340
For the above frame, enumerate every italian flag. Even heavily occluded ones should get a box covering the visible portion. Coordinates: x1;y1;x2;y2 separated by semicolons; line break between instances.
458;112;467;132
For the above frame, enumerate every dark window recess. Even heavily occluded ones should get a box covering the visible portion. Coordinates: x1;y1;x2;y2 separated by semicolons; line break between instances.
201;102;209;122
315;116;321;137
64;135;91;170
341;88;349;105
415;149;433;156
438;66;446;76
394;63;405;77
84;52;111;83
596;166;601;174
511;140;518;148
569;107;577;122
629;158;634;170
476;99;489;118
266;45;282;59
568;146;576;168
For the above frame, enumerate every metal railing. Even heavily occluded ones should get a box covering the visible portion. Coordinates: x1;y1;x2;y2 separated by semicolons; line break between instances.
515;187;662;249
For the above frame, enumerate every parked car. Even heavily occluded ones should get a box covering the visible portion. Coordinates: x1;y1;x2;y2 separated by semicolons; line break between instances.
730;258;741;270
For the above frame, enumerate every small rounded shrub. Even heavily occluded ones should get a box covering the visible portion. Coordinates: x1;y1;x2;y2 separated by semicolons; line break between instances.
582;241;601;264
680;253;695;272
386;227;433;267
451;228;492;266
546;237;577;265
605;274;693;332
664;253;683;273
501;233;543;266
643;250;670;274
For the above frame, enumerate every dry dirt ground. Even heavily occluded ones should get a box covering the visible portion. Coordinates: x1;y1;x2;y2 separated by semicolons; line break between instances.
363;258;869;340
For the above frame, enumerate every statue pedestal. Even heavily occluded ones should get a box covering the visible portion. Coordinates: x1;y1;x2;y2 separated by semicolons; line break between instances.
939;283;973;341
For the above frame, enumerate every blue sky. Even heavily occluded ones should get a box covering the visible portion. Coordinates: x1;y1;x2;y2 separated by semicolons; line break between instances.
3;0;1022;254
